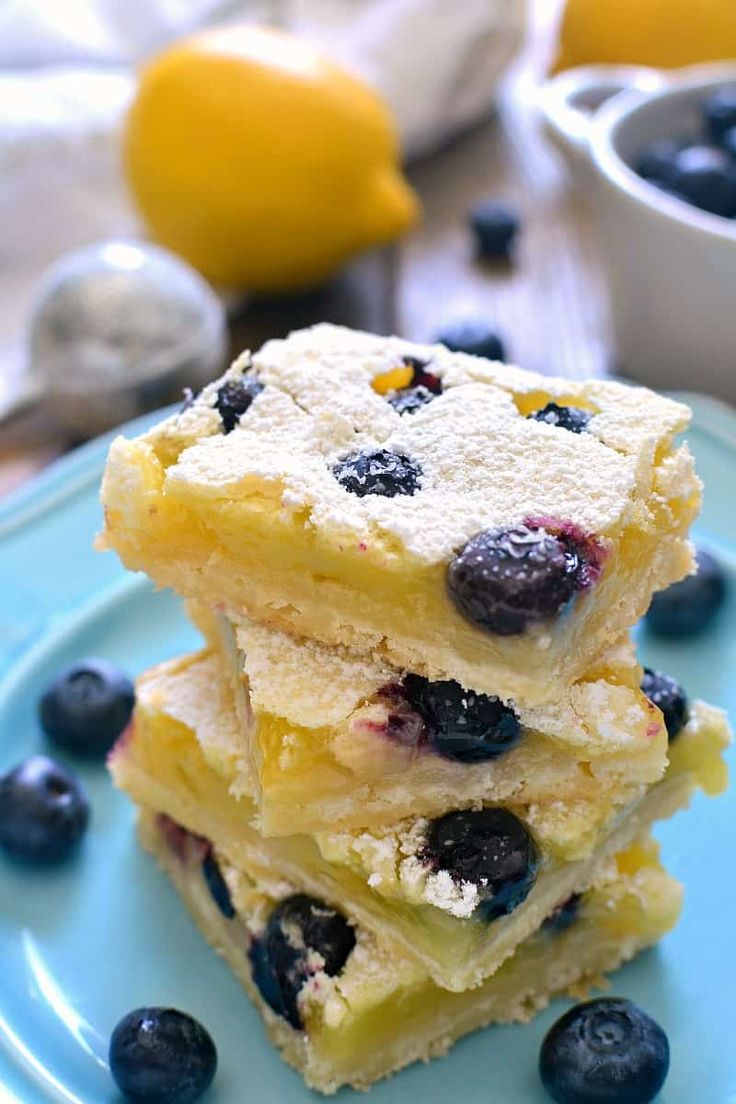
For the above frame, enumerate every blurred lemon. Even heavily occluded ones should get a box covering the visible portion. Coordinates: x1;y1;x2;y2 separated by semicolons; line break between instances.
124;25;418;292
553;0;736;72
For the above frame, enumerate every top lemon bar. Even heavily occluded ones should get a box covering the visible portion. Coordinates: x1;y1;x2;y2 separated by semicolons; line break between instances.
100;324;700;705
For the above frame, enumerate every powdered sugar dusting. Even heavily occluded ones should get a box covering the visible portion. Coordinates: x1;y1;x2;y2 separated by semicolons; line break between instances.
233;618;394;729
156;323;693;567
223;611;664;759
316;816;482;917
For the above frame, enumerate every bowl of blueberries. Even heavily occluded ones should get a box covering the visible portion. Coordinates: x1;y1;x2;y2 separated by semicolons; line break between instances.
540;62;736;403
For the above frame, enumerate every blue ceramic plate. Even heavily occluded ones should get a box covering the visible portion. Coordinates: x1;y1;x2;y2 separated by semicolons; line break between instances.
1;395;735;1104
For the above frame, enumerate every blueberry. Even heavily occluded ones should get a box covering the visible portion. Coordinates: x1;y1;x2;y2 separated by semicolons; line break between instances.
543;893;581;934
39;658;135;757
383;707;426;749
386;357;443;415
633;137;686;183
388;385;437;416
202;853;235;919
645;548;727;637
215;376;263;433
0;756;89;863
251;894;356;1029
157;813;209;863
469;200;520;259
641;669;689;742
704;87;736;143
403;357;443;394
529;403;592;434
722;126;736;160
447;524;588;636
435;319;506;362
668;144;736;217
268;894;356;982
377;683;428;750
402;674;521;762
248;938;286;1019
332;449;422;497
539;997;669;1104
422;808;537;921
109;1007;217;1104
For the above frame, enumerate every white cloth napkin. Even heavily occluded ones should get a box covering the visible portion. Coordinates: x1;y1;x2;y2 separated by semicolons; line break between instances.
0;0;525;413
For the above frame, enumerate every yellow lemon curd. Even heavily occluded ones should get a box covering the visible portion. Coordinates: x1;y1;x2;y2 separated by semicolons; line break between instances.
100;325;701;708
196;605;668;837
140;806;681;1094
110;649;729;992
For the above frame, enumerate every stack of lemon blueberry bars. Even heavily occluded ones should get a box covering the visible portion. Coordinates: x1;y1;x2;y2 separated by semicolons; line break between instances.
99;324;730;1093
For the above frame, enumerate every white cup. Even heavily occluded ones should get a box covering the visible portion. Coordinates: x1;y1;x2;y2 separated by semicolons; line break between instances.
539;63;736;402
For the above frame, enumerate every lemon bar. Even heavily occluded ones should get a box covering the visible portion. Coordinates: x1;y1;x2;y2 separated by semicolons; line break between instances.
99;324;700;705
200;606;667;835
138;807;681;1095
110;650;728;991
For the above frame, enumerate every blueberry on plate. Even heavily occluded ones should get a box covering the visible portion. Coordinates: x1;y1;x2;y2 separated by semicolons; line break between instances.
250;894;356;1028
39;658;135;757
215;375;264;433
447;524;588;636
668;144;736;217
434;319;506;362
645;547;727;636
109;1007;217;1104
468;200;520;259
539;997;669;1104
0;755;90;863
704;87;736;143
422;808;537;921
640;668;689;741
529;402;592;435
402;674;521;762
332;449;422;498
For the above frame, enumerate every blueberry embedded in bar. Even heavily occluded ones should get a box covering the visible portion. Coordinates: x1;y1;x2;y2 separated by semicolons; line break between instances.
193;605;669;837
98;323;728;1094
108;648;730;994
99;323;700;707
138;804;682;1095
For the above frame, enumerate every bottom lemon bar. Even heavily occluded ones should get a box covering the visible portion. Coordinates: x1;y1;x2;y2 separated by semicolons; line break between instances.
138;808;681;1094
110;650;729;992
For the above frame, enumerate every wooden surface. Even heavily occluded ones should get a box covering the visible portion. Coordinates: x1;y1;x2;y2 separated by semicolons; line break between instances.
0;36;613;499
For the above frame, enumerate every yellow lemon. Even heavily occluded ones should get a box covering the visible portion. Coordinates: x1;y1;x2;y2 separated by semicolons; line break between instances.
124;25;419;291
553;0;736;72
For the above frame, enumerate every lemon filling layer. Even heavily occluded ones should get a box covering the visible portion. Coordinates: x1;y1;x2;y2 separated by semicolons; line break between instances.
110;650;729;992
99;324;700;706
139;808;681;1095
197;607;668;836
